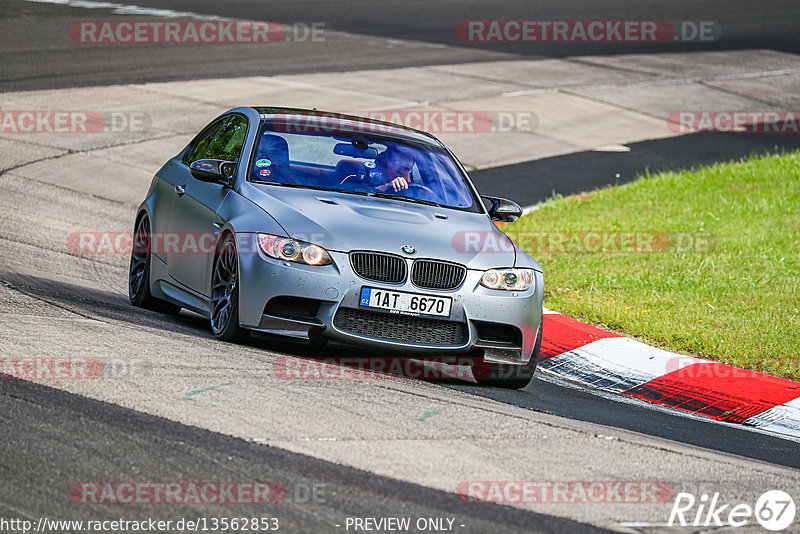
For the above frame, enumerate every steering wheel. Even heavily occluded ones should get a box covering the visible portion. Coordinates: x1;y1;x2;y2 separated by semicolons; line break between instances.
405;182;437;195
402;182;441;202
340;174;378;193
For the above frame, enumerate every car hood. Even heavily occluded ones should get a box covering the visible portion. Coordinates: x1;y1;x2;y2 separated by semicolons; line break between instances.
243;183;518;270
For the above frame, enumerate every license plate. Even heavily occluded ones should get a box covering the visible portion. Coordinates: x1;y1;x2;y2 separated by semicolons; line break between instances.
359;287;452;318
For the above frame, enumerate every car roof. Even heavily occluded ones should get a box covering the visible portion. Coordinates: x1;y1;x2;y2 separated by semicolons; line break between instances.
252;106;444;146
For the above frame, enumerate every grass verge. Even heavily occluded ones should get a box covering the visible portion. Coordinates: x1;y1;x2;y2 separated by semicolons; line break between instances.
505;151;800;379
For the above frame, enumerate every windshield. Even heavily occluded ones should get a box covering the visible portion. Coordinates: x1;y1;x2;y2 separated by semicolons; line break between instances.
248;121;479;211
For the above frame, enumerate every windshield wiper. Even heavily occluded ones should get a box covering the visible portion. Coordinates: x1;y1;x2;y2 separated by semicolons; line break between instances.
255;181;331;192
254;181;445;208
369;192;443;207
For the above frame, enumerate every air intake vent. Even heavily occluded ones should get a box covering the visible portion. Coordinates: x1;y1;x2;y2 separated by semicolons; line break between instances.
411;260;466;290
333;308;467;346
350;252;407;284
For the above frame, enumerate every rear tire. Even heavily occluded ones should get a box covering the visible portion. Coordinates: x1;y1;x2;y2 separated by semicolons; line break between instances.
128;214;181;315
473;323;542;389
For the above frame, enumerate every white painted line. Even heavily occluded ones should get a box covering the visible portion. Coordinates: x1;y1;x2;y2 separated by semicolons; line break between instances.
592;144;630;152
25;0;451;53
371;101;432;111
521;205;540;216
382;38;446;49
501;88;553;97
24;0;225;19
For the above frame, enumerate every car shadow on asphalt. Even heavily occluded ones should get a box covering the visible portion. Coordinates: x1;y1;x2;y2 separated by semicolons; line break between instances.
7;270;799;469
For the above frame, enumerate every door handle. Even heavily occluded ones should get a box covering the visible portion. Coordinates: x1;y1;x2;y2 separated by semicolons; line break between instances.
175;184;186;196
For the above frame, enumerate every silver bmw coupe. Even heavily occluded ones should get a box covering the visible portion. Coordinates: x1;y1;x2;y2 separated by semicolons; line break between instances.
129;107;543;388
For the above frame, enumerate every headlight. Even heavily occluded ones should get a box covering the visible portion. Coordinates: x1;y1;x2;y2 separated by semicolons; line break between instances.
257;233;332;266
480;268;533;291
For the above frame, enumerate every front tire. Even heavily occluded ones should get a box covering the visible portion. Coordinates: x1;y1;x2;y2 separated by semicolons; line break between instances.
210;234;248;342
128;214;181;315
473;323;542;389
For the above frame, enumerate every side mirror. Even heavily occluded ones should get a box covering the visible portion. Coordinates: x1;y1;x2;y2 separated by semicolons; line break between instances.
189;159;236;187
483;196;523;222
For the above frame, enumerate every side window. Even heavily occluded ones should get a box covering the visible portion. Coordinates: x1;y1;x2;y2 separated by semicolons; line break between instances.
184;115;248;164
184;120;224;164
207;115;248;162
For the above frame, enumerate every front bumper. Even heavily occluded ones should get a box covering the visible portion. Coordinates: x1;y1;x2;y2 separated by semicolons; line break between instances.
237;244;543;365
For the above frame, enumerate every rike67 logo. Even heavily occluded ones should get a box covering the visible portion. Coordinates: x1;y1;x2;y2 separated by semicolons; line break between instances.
669;490;796;531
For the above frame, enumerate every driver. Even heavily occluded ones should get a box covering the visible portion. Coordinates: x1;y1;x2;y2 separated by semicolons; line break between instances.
370;146;415;193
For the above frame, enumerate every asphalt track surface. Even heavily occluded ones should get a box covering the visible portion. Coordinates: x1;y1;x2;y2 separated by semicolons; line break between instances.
0;262;798;531
2;0;800;90
2;0;800;532
471;132;800;206
3;267;800;469
0;377;604;534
